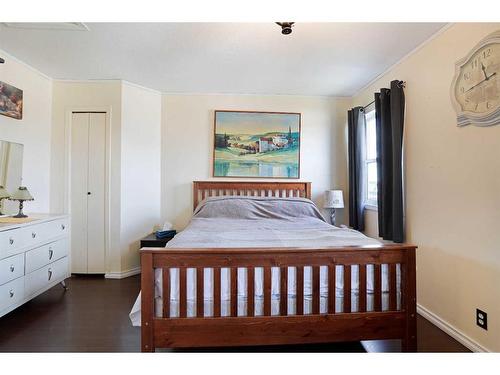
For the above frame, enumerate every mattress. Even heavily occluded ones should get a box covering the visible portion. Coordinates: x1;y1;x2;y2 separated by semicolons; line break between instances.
130;196;398;326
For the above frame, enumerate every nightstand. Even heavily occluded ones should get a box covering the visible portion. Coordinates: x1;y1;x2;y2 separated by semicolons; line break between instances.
140;233;175;248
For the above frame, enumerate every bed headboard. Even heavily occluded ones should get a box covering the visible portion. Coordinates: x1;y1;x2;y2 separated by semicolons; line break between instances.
193;181;311;211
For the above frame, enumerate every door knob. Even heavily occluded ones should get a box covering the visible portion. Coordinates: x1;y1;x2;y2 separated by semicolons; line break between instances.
87;192;91;195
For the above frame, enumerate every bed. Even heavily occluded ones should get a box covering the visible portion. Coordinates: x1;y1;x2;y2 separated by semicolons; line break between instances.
135;181;417;351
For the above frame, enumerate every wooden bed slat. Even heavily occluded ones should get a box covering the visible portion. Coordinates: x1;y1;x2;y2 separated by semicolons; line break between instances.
312;266;320;314
264;267;271;316
231;268;238;317
374;264;382;312
343;265;351;313
179;268;187;318
247;267;255;317
280;267;288;316
196;268;204;318
214;267;221;317
389;263;397;311
296;266;304;315
359;264;367;313
162;268;170;318
328;264;336;314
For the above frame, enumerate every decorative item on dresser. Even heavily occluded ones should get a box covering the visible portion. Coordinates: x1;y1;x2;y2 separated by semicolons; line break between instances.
324;189;344;226
8;186;34;218
0;215;70;318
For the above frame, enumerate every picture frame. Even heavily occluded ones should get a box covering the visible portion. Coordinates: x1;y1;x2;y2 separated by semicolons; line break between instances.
0;81;23;120
213;110;301;178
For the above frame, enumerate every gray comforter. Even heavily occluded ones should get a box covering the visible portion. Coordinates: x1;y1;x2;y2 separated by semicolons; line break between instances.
167;196;381;248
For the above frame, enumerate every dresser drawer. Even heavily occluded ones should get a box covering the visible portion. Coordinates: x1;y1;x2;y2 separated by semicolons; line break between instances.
0;276;24;312
0;228;25;256
25;239;68;274
0;253;25;286
21;218;69;248
25;257;68;297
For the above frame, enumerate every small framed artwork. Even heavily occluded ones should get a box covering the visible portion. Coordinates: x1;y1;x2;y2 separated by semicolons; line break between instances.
213;110;301;178
0;81;23;120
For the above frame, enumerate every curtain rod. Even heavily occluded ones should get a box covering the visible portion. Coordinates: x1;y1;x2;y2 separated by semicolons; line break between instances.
361;80;406;110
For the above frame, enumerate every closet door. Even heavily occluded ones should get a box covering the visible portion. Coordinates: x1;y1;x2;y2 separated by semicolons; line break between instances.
70;113;90;274
70;112;106;274
87;113;106;273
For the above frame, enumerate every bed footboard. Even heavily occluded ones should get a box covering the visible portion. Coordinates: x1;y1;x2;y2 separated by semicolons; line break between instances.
140;245;417;352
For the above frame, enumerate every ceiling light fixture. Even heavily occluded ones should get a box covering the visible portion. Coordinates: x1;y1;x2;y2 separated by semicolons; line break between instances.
276;22;294;35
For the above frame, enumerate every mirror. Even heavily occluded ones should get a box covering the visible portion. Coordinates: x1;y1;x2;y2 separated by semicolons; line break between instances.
0;140;24;215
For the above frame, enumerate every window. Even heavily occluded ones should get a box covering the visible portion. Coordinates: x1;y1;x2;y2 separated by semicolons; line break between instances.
364;107;378;208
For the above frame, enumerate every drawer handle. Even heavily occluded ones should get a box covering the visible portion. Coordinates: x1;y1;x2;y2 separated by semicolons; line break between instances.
10;265;15;272
49;248;54;260
9;238;14;245
48;268;53;281
32;232;37;239
61;224;66;231
9;290;14;298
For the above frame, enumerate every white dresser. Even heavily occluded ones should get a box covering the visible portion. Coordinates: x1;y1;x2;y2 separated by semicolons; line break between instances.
0;215;70;318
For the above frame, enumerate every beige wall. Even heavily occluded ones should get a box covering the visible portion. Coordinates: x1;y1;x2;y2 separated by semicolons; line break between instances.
0;49;52;214
162;94;351;229
353;23;500;351
120;82;162;272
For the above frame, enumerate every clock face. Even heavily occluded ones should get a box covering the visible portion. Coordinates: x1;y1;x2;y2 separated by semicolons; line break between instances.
454;42;500;114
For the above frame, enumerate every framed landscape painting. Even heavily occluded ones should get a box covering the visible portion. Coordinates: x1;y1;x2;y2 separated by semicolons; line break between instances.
0;81;23;120
213;110;301;178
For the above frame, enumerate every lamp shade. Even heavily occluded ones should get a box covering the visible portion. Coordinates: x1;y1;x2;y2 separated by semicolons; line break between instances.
324;190;344;209
0;185;10;199
9;186;34;201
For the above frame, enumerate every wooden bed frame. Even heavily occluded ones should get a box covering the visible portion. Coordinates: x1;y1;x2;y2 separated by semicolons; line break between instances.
141;181;417;352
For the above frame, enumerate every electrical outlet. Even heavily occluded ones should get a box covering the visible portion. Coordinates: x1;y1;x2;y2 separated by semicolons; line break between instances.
476;309;488;330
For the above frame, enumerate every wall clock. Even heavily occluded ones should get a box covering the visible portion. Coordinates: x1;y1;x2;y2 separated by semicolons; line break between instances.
451;30;500;127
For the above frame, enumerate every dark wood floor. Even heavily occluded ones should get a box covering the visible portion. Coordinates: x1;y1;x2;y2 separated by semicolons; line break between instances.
0;275;470;352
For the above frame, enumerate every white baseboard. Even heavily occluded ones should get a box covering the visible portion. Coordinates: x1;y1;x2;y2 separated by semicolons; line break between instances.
417;303;490;352
105;266;141;279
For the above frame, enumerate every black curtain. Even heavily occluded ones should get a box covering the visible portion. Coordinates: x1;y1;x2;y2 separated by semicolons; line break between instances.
375;80;405;243
348;106;366;231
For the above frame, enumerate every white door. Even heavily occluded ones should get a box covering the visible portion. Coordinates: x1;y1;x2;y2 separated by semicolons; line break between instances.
70;112;106;274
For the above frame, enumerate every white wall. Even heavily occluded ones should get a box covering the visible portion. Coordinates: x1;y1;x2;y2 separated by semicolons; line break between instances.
51;80;123;274
120;82;162;271
353;23;500;352
0;49;52;214
162;94;350;229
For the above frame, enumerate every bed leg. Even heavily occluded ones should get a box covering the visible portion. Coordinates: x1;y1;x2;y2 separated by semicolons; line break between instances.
402;248;417;352
141;252;155;352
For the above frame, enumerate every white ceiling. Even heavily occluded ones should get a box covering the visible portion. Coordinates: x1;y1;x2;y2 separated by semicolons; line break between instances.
0;23;446;96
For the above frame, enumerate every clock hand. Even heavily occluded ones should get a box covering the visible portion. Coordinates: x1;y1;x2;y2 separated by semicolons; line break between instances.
481;63;488;80
465;78;487;92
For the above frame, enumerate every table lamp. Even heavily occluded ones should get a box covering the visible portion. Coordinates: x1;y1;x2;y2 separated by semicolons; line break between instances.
0;185;10;215
9;186;34;218
324;190;344;226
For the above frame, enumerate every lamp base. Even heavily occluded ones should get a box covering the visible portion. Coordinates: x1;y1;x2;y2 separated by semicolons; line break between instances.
13;200;28;218
330;208;336;226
